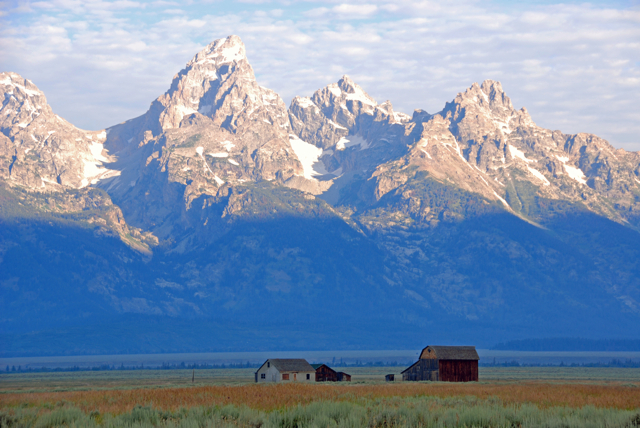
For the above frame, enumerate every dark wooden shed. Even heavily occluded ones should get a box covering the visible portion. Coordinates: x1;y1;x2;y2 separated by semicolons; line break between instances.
402;345;479;382
311;364;338;382
336;372;351;382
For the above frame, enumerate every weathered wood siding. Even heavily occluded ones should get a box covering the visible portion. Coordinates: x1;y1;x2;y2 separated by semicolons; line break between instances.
402;359;439;381
315;365;338;382
438;359;478;382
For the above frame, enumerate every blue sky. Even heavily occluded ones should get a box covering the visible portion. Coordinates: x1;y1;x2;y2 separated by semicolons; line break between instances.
1;0;639;150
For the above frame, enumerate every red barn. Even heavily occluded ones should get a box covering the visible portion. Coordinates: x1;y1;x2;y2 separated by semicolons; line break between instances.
402;345;479;382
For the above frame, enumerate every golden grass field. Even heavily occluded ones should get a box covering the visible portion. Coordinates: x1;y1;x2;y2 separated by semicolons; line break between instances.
2;367;640;414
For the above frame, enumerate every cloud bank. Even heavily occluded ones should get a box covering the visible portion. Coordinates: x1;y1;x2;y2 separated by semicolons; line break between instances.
1;0;639;150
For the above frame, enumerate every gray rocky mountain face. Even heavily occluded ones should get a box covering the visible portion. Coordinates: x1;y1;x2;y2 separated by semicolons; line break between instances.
286;76;411;198
1;35;640;356
94;36;306;241
312;79;640;229
0;72;154;253
0;72;116;189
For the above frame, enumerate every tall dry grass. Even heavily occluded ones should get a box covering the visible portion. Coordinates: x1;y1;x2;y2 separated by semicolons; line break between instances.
2;382;639;415
2;396;640;428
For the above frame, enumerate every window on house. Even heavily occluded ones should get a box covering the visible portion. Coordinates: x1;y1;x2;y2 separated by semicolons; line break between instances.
261;373;265;379
282;374;289;380
306;374;310;380
267;362;270;368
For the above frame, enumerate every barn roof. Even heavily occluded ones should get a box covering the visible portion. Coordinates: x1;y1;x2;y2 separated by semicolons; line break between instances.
421;346;479;360
268;359;315;372
401;360;422;374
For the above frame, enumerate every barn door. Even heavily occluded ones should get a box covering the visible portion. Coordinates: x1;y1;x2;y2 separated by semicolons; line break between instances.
294;373;297;381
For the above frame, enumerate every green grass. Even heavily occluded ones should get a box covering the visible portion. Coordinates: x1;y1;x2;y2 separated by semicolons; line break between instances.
2;396;639;428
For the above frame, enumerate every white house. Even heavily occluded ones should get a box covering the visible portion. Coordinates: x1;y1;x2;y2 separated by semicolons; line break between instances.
254;359;316;382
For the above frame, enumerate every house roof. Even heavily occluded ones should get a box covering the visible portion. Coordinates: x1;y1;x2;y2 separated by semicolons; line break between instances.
420;346;479;360
267;359;315;372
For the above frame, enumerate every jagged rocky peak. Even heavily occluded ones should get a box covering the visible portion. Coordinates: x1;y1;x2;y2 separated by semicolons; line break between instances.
0;72;50;136
187;35;248;71
438;79;535;144
151;35;288;133
100;35;302;213
467;80;512;109
0;72;115;189
312;75;377;113
289;75;409;150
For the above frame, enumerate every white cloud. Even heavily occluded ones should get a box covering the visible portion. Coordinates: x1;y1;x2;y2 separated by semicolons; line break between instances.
1;0;638;151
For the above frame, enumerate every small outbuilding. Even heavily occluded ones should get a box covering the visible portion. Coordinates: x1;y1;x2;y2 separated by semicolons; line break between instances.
337;372;351;382
402;345;479;382
310;364;351;382
255;359;315;383
311;364;338;382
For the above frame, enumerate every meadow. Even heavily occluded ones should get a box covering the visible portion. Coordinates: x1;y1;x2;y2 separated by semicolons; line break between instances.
1;367;640;427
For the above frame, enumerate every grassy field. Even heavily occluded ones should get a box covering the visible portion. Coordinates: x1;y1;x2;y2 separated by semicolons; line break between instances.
2;367;639;393
1;367;640;427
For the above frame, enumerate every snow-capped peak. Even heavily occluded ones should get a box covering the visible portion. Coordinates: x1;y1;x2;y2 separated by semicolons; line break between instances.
187;35;247;67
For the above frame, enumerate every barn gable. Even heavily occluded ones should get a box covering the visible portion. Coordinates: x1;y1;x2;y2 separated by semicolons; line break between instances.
420;346;480;360
403;345;479;382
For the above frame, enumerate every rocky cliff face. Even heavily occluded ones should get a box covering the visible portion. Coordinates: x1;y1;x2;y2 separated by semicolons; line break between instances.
94;36;308;240
286;76;411;197
341;79;640;230
0;72;117;189
0;72;154;253
1;36;640;356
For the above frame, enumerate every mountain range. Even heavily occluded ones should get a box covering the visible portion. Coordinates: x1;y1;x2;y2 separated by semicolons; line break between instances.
1;35;639;357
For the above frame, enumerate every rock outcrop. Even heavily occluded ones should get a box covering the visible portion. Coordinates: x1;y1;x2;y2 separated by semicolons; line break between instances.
0;72;117;189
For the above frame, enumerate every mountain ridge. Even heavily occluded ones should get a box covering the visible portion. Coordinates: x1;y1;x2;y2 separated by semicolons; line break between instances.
1;35;639;356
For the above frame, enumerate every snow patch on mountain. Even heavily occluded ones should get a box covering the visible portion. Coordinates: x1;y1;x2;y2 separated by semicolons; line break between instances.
296;97;316;109
493;115;513;134
328;120;347;130
563;164;587;184
217;44;244;63
79;141;120;187
393;112;411;123
327;85;341;97
527;166;550;186
220;141;235;151
509;145;535;163
493;191;510;208
345;87;376;106
289;134;328;179
336;134;369;150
